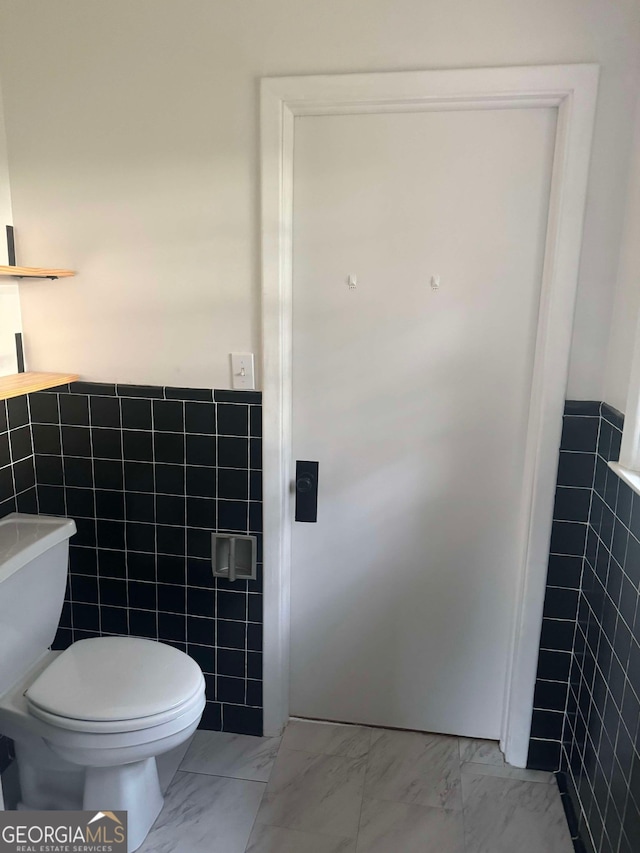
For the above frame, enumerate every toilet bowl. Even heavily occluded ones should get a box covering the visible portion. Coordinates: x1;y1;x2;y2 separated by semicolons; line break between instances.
0;514;207;852
0;637;205;851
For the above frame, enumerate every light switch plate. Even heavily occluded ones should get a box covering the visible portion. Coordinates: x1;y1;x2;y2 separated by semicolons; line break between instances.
230;352;255;390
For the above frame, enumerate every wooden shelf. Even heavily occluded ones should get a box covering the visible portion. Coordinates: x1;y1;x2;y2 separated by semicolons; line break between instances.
0;372;79;400
0;265;75;279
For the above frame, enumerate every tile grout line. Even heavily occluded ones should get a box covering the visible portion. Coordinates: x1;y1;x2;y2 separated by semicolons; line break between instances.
241;728;284;853
352;726;375;853
458;737;470;853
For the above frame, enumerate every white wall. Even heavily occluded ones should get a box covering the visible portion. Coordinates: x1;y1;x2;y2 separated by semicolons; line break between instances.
0;80;21;378
0;0;638;391
602;87;640;413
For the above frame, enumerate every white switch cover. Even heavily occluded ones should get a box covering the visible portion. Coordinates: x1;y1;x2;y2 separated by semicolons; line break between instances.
230;352;255;390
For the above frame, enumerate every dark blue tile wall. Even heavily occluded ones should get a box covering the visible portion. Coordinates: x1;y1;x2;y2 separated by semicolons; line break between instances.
0;396;37;518
528;401;599;772
46;382;263;736
531;401;640;853
2;383;263;738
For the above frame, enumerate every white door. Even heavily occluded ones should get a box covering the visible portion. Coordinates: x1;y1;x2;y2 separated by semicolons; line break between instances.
290;107;557;739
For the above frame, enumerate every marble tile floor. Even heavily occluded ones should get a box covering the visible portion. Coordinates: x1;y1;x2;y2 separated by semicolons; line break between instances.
137;720;573;853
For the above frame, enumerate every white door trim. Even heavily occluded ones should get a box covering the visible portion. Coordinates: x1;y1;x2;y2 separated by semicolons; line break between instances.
260;64;599;767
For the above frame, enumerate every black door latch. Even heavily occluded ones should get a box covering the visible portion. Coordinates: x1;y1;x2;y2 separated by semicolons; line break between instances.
295;460;319;522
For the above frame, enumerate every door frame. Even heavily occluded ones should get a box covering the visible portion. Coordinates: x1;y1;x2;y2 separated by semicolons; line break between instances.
259;64;598;766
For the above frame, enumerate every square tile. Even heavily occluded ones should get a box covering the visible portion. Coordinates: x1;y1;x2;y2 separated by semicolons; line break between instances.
218;500;248;531
218;436;249;468
30;392;60;424
126;491;155;523
154;432;185;464
217;647;245;677
187;496;216;528
186;465;216;497
556;452;595;489
126;521;155;552
153;399;184;432
218;468;249;500
186;558;212;587
217;620;246;649
10;425;33;461
157;554;186;584
156;494;185;526
217;590;246;621
186;434;217;466
65;480;95;518
185;402;216;435
217;674;246;703
38;484;65;515
92;427;122;459
90;396;121;428
65;456;95;487
136;771;264;853
95;489;125;520
128;608;157;637
35;454;63;485
156;464;185;495
158;583;186;614
121;397;152;430
560;417;599;453
550;521;587;557
364;729;461;810
554;487;591;522
32;423;61;455
462;771;573;853
257;747;366;839
61;425;91;457
158;611;186;642
222;703;263;737
218;404;248;436
187;527;213;558
59;393;90;426
526;739;561;771
157;524;186;555
180;730;280;781
530;709;564;741
123;429;153;461
98;549;126;578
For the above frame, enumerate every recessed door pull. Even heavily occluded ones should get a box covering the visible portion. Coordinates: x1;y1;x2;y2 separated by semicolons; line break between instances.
211;533;257;581
295;460;319;522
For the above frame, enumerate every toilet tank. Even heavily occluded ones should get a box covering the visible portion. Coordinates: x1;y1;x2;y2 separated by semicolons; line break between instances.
0;513;76;695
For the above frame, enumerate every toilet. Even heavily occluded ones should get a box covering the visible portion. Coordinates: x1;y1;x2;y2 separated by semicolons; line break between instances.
0;512;206;852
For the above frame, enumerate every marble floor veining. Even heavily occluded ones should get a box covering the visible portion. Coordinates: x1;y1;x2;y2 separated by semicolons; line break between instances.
143;720;572;853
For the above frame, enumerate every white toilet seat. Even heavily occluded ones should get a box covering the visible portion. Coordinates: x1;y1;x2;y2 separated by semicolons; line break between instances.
27;686;205;734
25;636;203;725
